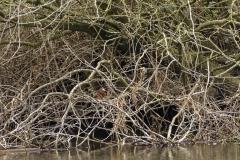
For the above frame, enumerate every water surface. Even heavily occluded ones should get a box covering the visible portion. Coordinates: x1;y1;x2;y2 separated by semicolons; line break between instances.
0;143;239;160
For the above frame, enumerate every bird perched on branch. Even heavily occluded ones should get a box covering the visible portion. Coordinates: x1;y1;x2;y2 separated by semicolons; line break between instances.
97;88;106;99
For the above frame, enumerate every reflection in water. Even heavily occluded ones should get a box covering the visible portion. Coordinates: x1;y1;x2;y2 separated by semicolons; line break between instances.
0;143;239;160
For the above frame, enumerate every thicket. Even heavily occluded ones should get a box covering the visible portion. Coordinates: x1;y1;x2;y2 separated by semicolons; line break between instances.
0;0;240;149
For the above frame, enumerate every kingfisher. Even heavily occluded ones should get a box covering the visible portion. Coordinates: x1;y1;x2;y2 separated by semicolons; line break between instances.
97;88;106;99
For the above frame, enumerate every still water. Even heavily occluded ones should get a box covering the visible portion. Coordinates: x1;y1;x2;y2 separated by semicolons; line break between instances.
0;143;239;160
